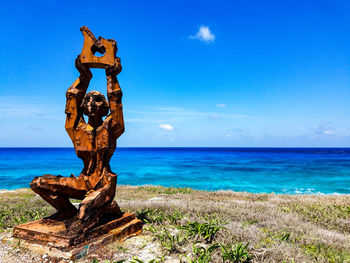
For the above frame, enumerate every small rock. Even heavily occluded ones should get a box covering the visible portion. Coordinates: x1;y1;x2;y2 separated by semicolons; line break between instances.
149;196;163;201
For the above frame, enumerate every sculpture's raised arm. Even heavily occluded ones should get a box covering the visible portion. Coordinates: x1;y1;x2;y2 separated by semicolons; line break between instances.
65;56;92;135
105;57;125;139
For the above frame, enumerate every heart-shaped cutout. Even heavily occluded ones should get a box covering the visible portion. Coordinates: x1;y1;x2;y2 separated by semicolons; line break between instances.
91;43;106;57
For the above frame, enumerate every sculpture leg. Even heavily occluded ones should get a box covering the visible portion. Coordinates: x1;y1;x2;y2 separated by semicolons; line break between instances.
68;173;122;234
30;174;88;220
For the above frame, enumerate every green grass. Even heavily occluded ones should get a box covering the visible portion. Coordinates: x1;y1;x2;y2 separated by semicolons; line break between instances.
279;203;350;233
167;210;183;224
1;187;350;262
177;218;225;243
155;229;187;253
0;194;53;230
302;242;350;263
187;243;220;263
137;186;194;195
136;209;167;224
221;242;253;263
91;259;126;263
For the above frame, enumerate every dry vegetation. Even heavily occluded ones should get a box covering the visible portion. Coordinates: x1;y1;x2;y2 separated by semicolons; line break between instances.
0;186;350;263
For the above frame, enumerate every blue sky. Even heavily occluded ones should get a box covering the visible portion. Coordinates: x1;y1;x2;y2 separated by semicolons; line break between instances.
0;0;350;147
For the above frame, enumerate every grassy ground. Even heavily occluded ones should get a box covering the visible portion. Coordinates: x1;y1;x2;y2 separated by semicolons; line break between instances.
0;186;350;263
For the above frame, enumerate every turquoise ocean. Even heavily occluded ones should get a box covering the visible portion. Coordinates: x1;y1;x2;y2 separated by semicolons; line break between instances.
0;147;349;194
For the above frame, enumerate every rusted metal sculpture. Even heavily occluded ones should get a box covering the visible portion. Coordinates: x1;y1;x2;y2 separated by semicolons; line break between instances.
80;26;117;68
13;27;142;255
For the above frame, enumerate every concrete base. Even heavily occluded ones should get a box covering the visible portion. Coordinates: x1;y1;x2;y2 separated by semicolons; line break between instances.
8;213;143;260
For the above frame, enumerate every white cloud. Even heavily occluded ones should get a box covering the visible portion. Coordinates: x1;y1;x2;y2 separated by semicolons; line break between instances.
159;124;174;131
127;106;251;123
208;115;221;120
216;104;226;108
323;130;334;135
312;123;335;136
190;26;215;43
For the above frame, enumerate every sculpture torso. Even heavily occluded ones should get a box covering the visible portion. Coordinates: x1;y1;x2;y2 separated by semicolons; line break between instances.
68;116;117;189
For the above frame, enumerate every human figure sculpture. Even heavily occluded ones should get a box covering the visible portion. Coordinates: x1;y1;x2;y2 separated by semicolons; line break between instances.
30;28;124;234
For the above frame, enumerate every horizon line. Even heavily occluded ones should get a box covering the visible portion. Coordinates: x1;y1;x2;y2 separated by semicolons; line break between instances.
1;146;350;149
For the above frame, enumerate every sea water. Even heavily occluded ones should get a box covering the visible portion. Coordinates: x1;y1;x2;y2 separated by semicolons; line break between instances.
0;147;349;194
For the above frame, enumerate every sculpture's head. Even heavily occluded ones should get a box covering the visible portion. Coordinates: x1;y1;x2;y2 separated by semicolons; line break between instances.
81;91;109;117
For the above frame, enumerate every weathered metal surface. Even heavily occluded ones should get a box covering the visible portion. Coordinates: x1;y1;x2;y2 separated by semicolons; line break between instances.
13;26;142;250
9;213;143;260
13;213;141;248
80;26;117;68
